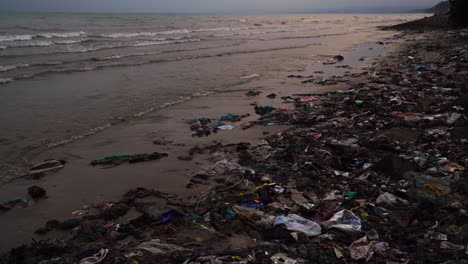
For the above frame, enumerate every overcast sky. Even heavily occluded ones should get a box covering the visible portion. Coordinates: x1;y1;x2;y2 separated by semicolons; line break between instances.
0;0;441;13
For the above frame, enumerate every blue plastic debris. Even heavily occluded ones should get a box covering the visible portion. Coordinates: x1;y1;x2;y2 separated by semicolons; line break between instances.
414;65;432;71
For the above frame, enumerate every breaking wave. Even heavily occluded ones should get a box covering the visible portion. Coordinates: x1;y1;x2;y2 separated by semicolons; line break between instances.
134;38;200;47
0;32;87;42
0;78;13;84
101;29;191;38
0;34;34;42
0;64;30;72
37;31;87;38
0;39;89;49
100;27;261;38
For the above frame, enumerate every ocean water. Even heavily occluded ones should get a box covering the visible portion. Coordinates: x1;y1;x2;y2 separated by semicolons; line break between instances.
0;13;421;85
0;13;424;181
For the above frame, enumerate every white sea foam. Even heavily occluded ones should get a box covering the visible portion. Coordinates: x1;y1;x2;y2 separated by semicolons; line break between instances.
155;29;192;35
0;32;86;43
103;32;161;38
302;19;321;23
134;38;200;47
95;51;162;61
0;64;30;72
101;27;253;39
0;34;34;42
98;55;124;60
11;41;54;47
66;45;98;53
193;26;249;32
64;38;199;53
0;78;13;84
2;38;88;49
102;29;191;38
54;39;87;44
134;40;171;47
38;31;87;38
212;33;236;37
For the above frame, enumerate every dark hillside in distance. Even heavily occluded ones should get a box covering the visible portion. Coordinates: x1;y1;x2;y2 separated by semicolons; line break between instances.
411;1;450;13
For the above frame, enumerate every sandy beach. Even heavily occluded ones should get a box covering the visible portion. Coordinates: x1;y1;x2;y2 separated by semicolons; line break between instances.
0;22;404;249
0;11;467;264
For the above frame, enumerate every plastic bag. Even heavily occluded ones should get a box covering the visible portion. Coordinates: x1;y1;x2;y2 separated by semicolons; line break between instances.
136;239;192;255
78;249;108;264
376;192;409;206
349;236;389;261
323;209;362;233
274;214;321;236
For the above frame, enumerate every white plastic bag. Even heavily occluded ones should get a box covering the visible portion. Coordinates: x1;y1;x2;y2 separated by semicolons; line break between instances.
323;209;362;233
274;214;321;236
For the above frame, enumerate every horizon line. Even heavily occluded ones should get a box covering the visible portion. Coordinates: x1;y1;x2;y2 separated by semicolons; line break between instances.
0;9;432;15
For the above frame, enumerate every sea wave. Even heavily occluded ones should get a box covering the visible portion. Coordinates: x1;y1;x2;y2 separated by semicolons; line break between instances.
2;39;88;48
134;38;200;47
93;51;162;61
8;40;54;47
193;26;250;32
37;31;87;38
0;35;34;42
0;78;13;84
100;27;257;38
0;42;318;86
0;64;30;72
210;28;293;38
0;32;87;42
66;37;200;53
54;39;88;44
102;29;191;38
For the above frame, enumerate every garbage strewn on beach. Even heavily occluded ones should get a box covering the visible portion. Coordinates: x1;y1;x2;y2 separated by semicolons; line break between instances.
1;29;467;264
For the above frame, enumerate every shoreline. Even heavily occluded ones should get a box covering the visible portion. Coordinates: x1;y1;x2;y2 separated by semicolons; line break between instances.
0;29;403;250
0;15;415;176
0;25;464;263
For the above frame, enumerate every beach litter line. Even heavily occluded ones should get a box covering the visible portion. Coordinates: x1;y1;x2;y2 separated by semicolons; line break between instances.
90;152;168;166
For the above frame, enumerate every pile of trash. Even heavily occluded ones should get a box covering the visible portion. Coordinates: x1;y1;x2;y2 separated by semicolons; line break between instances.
90;152;168;166
1;30;467;264
190;114;251;137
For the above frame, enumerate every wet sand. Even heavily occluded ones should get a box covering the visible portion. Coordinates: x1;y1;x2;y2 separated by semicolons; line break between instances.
0;26;404;171
0;28;404;250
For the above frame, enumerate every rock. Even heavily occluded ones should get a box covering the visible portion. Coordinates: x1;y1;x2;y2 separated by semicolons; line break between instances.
333;55;344;61
27;186;46;199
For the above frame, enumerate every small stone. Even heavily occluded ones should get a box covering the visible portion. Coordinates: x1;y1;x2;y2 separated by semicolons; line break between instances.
333;55;344;61
27;185;47;199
